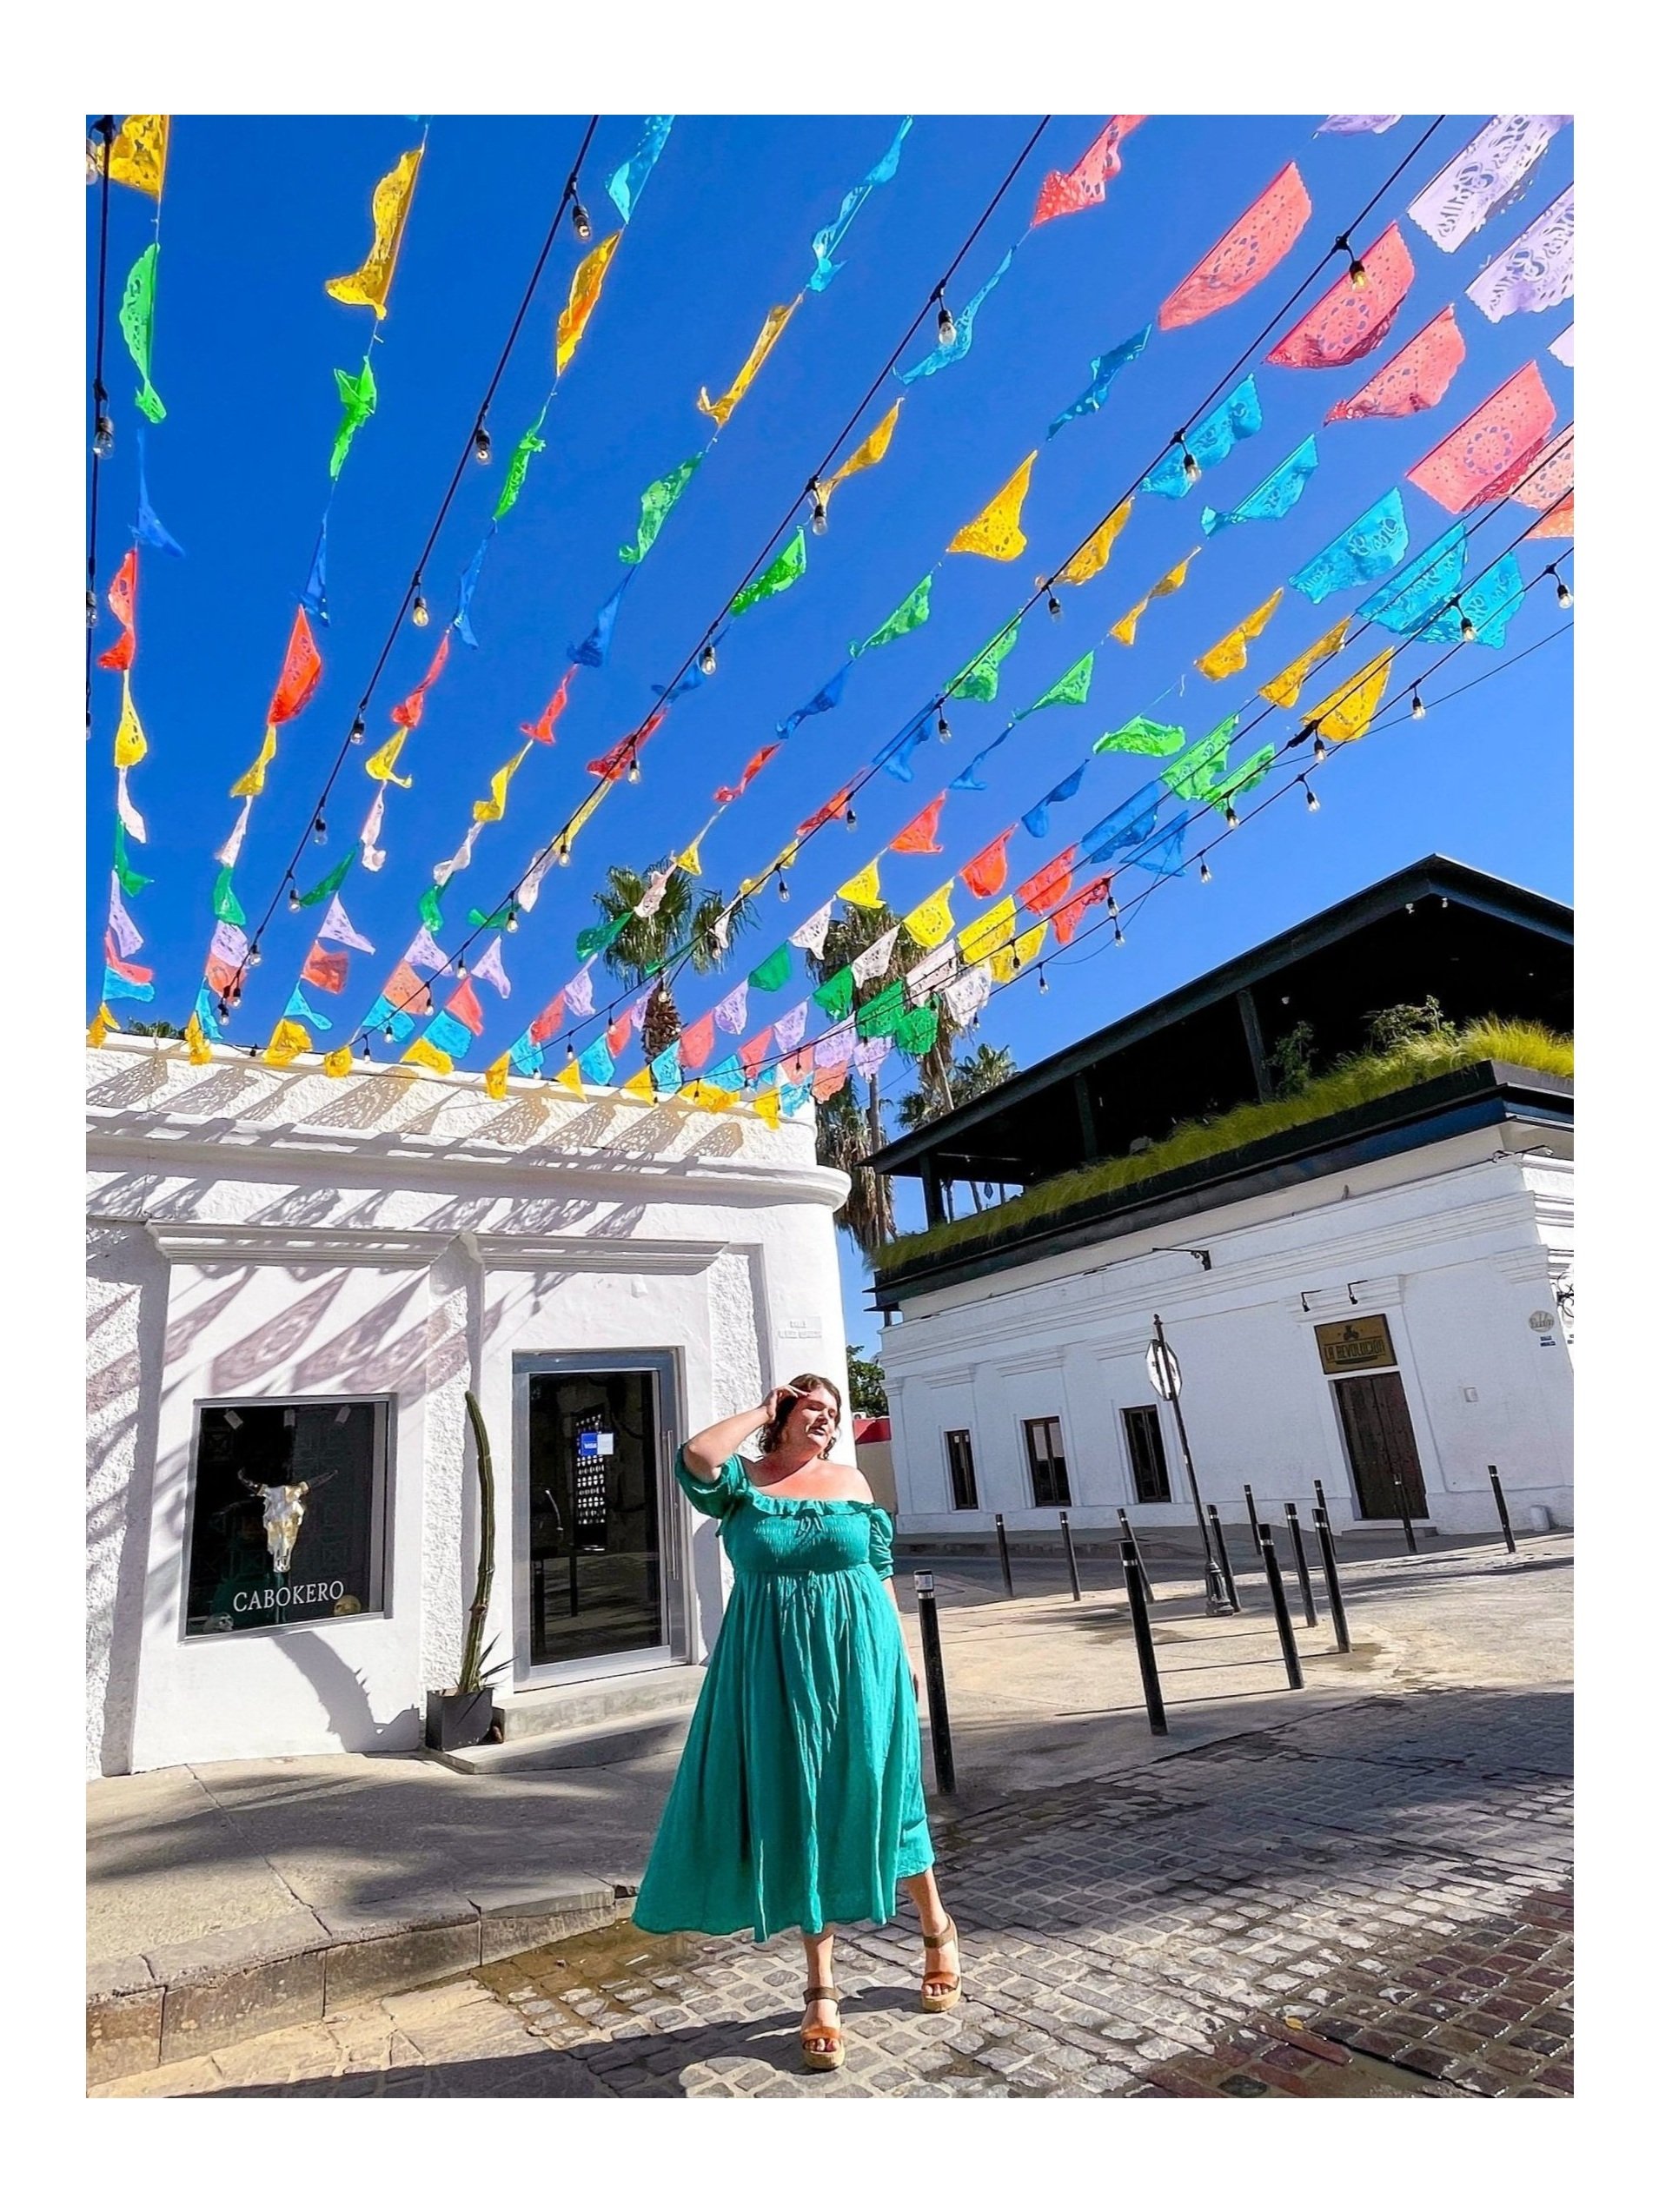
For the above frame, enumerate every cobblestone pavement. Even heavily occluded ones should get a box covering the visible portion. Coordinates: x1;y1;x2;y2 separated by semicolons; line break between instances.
98;1680;1571;2099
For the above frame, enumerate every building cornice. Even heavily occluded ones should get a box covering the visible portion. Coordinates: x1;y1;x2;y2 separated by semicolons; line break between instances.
460;1233;729;1275
145;1224;462;1267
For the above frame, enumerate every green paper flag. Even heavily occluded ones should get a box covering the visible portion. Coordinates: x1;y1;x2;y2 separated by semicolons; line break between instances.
494;410;548;521
856;980;906;1042
1205;745;1276;815
620;456;701;564
895;1003;939;1058
1022;651;1095;718
854;573;932;658
1161;715;1241;801
212;864;245;924
576;914;628;961
119;244;165;423
418;884;447;934
748;943;793;992
949;616;1022;703
298;852;355;907
731;527;807;619
468;899;516;929
812;967;854;1022
115;823;153;897
329;357;378;480
1095;714;1187;758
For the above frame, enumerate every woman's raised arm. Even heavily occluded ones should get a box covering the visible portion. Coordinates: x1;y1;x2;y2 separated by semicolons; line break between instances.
682;1393;784;1477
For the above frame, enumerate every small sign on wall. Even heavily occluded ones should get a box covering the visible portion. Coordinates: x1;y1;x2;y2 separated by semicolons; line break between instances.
1315;1315;1397;1374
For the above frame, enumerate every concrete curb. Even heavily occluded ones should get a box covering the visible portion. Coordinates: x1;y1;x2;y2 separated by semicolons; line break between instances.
87;1872;631;2086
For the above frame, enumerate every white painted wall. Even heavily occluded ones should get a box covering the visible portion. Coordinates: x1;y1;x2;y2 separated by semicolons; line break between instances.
85;1040;848;1776
882;1126;1573;1542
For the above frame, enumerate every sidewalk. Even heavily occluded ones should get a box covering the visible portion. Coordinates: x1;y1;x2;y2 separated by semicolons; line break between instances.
89;1531;1570;2085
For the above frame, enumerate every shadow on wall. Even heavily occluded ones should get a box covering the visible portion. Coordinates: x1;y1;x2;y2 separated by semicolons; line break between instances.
281;1630;421;1755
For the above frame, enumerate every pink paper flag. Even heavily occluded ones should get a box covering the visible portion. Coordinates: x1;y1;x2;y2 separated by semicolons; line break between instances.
1324;307;1466;424
1267;224;1415;370
1406;361;1556;515
1159;162;1312;331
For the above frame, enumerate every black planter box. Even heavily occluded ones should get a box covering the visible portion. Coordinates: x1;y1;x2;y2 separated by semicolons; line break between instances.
426;1688;494;1752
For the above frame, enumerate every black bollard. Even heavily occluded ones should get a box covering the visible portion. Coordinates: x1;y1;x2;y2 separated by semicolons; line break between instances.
912;1572;956;1794
1489;1466;1517;1555
1118;1540;1167;1735
1206;1504;1241;1613
1244;1484;1264;1556
1313;1478;1331;1527
1259;1535;1304;1690
993;1512;1015;1599
1391;1474;1419;1555
1284;1503;1318;1628
1311;1505;1351;1654
1059;1510;1082;1602
1116;1507;1158;1602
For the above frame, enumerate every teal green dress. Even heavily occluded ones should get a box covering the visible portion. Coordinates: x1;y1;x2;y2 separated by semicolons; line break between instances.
632;1451;934;1942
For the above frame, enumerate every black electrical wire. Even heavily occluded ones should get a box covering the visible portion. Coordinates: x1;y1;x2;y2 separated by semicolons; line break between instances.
211;114;601;1019
86;115;115;740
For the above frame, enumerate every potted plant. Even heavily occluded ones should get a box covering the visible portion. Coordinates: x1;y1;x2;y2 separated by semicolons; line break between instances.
426;1389;509;1752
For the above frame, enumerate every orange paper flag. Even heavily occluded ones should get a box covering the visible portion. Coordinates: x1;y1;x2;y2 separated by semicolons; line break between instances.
891;796;947;855
267;608;323;725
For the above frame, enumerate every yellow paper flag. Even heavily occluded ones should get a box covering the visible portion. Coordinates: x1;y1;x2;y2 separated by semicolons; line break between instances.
472;744;532;825
326;147;422;319
263;1019;311;1067
622;1067;656;1100
484;1053;511;1101
823;401;902;511
838;859;884;910
185;1012;213;1065
229;725;279;798
677;831;707;877
698;301;798;428
114;676;149;768
1258;617;1351;709
1058;500;1133;587
682;1080;734;1114
322;1045;355;1077
959;897;1018;966
401;1036;453;1075
1111;553;1197;647
96;115;169;199
554;1061;585;1097
992;921;1049;983
87;1005;117;1047
751;1089;782;1129
1303;650;1394;745
1196;588;1285;682
556;233;621;375
561;778;611;856
902;885;956;951
365;729;414;787
949;453;1038;561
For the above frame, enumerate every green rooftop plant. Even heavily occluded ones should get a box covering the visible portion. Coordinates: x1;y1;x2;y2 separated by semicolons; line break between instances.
876;1015;1571;1275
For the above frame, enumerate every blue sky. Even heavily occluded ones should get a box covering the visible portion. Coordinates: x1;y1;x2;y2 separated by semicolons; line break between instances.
84;112;1573;1349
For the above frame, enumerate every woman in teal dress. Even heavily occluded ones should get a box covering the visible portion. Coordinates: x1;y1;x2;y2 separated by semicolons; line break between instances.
632;1374;963;2070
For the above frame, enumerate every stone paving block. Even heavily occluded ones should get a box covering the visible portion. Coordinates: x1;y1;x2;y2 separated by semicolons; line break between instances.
160;1947;328;2067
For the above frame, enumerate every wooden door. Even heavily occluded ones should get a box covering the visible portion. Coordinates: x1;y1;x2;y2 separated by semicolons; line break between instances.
1333;1372;1429;1520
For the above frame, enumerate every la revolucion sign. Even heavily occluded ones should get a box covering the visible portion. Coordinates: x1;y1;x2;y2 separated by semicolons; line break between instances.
232;1580;349;1614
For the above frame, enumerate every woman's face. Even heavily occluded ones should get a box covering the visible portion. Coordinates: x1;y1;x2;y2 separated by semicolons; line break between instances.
786;1386;839;1456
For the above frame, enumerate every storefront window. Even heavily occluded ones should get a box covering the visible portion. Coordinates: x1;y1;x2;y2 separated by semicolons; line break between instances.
183;1399;388;1638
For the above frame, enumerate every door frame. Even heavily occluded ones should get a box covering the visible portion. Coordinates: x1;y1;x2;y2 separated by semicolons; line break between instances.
510;1348;687;1687
1331;1368;1430;1520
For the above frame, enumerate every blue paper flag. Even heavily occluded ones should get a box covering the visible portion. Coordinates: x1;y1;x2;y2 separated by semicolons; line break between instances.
284;985;332;1033
706;1053;745;1093
194;988;223;1043
808;117;912;292
1144;377;1264;498
132;430;183;557
876;710;932;783
607;116;674;224
508;1035;544;1077
1080;783;1163;864
453;527;494;647
1291;488;1410;604
577;1036;615;1085
1417;552;1526;648
424;1010;474;1061
1202;435;1319;536
649;1043;682;1091
899;247;1016;382
1358;525;1465;633
1047;326;1151;439
103;965;155;1004
1134;812;1190;879
301;516;328;624
777;662;851;738
1021;763;1088;838
570;572;635;668
780;1081;813;1116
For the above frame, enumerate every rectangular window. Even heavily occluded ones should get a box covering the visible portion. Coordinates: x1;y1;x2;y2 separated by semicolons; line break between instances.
1023;1416;1071;1508
945;1429;979;1511
183;1399;389;1638
1122;1404;1172;1505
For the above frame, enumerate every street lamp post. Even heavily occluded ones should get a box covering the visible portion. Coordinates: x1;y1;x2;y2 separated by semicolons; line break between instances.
1150;1313;1231;1618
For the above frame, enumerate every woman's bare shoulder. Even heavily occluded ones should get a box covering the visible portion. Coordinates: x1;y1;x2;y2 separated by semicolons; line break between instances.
824;1460;875;1500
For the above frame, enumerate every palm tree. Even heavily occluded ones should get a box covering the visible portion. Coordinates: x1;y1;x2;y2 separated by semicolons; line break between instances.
896;1040;1016;1131
593;864;758;1060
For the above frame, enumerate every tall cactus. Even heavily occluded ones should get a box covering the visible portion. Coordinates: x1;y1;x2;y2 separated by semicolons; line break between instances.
457;1389;498;1694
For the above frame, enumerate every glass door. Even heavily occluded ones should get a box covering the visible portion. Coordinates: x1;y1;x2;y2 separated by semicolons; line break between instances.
514;1353;682;1679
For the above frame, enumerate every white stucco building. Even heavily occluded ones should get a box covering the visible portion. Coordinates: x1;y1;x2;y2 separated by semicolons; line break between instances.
868;859;1573;1547
86;1040;847;1778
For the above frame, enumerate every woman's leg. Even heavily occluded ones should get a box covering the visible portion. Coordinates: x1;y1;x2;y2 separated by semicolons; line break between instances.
900;1871;960;2000
800;1926;840;2055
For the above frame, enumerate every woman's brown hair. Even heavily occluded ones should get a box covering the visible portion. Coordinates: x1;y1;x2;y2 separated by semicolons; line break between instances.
757;1373;844;1457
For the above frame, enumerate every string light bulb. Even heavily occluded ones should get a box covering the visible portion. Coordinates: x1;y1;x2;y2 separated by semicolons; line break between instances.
1550;565;1572;607
572;195;591;242
700;640;718;677
86;590;97;629
1038;966;1049;994
360;1037;372;1059
473;421;492;467
777;875;790;903
1303;777;1320;814
1199;859;1212;884
383;1022;395;1043
1410;688;1426;720
248;943;263;967
1106;892;1119;920
93;413;116;460
845;807;858;831
1224;802;1240;830
505;905;520;932
808;480;828;534
1348;255;1368;289
313;815;327;844
937;706;952;742
1113;922;1126;948
1460;611;1477;641
411;588;430;628
556;841;571;866
1182;443;1200;483
1045;582;1063;620
349;714;366;744
935;293;956;348
287;884;301;912
1311;734;1328;765
627;756;641;784
1011;949;1023;971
